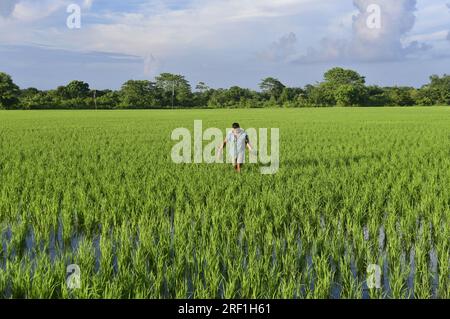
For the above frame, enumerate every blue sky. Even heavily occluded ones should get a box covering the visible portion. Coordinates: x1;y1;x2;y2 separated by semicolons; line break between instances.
0;0;449;90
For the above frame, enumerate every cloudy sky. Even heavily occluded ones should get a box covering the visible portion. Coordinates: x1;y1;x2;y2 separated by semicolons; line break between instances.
0;0;449;90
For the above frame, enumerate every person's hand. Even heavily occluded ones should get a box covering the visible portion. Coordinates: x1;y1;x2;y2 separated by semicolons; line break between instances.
216;146;223;160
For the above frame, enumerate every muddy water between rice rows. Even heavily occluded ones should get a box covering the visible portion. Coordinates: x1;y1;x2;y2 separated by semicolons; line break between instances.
0;221;442;299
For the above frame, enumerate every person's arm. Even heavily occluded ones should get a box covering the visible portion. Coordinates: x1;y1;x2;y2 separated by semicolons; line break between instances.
219;138;227;151
245;135;253;152
217;138;227;159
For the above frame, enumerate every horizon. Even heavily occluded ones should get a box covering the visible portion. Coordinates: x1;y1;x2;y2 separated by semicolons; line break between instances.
4;68;450;91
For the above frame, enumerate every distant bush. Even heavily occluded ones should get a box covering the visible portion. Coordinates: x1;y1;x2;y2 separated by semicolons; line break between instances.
1;69;449;110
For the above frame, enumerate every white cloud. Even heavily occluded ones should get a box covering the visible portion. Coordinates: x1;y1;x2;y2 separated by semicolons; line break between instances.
1;0;91;22
2;0;450;90
82;0;93;9
1;0;448;74
294;0;432;63
448;3;450;42
259;32;298;63
0;0;329;69
407;30;449;43
12;0;69;22
0;0;19;17
143;53;160;76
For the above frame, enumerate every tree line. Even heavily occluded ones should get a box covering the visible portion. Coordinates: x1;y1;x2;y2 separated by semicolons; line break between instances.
1;68;449;109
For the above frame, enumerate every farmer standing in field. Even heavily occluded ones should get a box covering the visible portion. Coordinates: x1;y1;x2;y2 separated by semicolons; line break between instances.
218;123;253;173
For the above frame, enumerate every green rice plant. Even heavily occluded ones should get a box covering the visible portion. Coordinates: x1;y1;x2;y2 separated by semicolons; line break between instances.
338;252;362;299
312;254;335;298
436;235;449;299
0;107;449;299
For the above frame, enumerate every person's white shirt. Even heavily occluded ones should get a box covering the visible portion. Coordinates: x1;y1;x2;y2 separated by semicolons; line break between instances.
226;128;248;164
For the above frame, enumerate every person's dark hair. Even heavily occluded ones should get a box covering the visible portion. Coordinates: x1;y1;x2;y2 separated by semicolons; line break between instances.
232;123;240;129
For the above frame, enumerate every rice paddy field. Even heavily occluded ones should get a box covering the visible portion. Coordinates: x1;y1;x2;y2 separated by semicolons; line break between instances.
0;107;449;299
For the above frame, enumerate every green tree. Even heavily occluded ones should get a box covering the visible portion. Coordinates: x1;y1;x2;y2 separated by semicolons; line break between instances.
20;90;60;109
120;80;159;108
335;84;368;107
193;82;213;107
415;87;437;106
96;90;120;109
259;77;285;100
208;86;255;108
57;80;90;100
321;68;367;106
305;84;335;107
20;87;40;109
279;87;303;105
21;87;40;97
385;87;416;106
424;75;450;105
366;86;389;106
323;67;366;86
0;72;20;109
155;73;192;107
195;82;210;93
